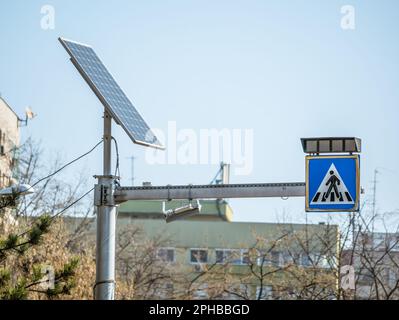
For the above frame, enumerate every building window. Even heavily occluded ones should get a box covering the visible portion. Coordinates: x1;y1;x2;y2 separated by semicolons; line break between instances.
300;254;312;267
241;249;250;265
157;247;175;263
190;249;208;264
311;254;331;269
372;233;386;250
387;268;398;287
216;249;250;265
223;283;250;300
193;283;208;299
256;286;273;300
155;282;174;299
281;252;293;265
215;249;226;264
257;250;282;267
359;269;374;285
388;236;399;252
0;129;5;156
256;251;268;266
271;251;282;267
215;249;240;265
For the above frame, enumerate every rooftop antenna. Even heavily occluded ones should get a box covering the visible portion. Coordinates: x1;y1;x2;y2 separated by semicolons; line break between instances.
210;162;230;185
126;156;136;186
18;107;36;127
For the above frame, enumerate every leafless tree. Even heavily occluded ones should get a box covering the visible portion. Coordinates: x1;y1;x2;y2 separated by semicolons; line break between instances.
0;138;96;299
341;207;399;300
115;225;178;299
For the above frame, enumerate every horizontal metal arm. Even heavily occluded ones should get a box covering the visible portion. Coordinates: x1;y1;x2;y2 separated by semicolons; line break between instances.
113;182;305;203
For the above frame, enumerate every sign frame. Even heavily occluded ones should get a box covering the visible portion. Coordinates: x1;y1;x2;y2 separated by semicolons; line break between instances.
305;154;360;212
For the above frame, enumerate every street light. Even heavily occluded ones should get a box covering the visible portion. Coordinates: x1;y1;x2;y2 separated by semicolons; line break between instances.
300;137;361;154
0;184;35;197
162;200;202;223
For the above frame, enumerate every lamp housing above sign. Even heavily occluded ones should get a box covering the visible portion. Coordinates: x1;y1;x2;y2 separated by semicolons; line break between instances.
300;137;361;154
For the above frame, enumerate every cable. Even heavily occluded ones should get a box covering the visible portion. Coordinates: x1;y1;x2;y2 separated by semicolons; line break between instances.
48;187;94;222
0;139;102;216
2;139;101;251
4;139;105;241
111;137;120;178
29;139;103;191
17;187;94;238
2;140;102;193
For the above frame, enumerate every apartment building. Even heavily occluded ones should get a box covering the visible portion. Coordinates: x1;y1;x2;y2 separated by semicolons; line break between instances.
343;231;399;299
0;97;20;189
65;199;339;299
116;199;339;299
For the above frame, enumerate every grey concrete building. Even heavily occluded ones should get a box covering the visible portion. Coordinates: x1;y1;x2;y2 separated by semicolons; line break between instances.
0;97;20;188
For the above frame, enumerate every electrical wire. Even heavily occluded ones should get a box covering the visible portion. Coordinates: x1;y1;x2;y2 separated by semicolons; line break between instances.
111;137;120;178
17;187;94;238
0;138;102;216
6;139;102;238
48;187;94;222
28;139;103;190
14;138;116;237
2;139;109;256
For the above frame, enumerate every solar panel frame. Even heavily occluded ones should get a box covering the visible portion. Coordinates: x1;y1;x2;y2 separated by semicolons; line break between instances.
58;37;164;150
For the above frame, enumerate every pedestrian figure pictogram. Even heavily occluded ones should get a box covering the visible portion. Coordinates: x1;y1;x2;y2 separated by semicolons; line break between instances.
310;163;354;205
322;170;347;202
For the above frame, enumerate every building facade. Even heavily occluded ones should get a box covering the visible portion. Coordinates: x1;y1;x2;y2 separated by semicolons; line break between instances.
65;199;340;299
343;231;399;299
0;97;20;189
113;199;340;300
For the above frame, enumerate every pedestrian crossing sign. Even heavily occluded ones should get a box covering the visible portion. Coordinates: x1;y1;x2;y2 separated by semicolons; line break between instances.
305;155;360;212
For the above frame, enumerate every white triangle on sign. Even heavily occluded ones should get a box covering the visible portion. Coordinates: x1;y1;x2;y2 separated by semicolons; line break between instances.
310;163;354;205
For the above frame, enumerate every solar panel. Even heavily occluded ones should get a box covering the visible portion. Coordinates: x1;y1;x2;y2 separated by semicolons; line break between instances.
59;37;164;149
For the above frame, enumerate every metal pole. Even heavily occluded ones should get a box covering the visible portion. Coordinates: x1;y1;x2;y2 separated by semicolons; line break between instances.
371;169;378;233
94;111;117;300
114;182;305;203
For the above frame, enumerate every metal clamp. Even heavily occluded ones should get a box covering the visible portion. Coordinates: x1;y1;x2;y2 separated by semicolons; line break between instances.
281;186;289;200
94;184;114;206
188;184;193;201
167;184;172;202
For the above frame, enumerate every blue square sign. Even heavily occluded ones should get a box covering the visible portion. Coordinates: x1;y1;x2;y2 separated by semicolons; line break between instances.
306;155;360;212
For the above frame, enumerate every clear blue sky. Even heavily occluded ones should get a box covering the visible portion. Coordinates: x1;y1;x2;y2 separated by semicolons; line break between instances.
1;1;398;229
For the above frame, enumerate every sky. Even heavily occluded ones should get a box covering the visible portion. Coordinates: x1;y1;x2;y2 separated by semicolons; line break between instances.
0;0;398;229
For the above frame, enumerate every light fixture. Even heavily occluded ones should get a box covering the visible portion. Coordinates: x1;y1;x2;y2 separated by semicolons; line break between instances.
162;200;202;223
0;184;35;197
300;137;361;154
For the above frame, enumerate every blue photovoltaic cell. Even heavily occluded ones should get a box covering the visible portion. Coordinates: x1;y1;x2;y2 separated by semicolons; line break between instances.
59;38;163;149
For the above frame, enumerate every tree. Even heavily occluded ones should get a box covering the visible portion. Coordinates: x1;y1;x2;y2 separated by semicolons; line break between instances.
163;223;339;300
216;224;338;300
115;224;179;299
0;138;95;299
341;207;399;300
